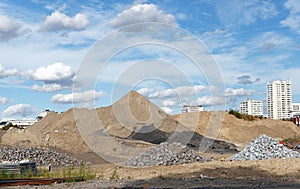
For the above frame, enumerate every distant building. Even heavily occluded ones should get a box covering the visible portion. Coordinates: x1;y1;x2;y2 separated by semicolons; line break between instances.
9;120;37;128
36;109;52;120
182;105;204;114
0;120;37;129
291;103;300;117
267;80;292;119
0;110;52;129
240;99;263;116
291;103;300;126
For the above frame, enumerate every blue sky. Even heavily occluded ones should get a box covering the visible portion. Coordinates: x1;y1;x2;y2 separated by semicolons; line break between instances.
0;0;300;119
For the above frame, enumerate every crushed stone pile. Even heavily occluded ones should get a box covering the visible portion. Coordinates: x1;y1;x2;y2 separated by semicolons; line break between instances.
0;147;90;167
123;142;207;167
231;134;300;161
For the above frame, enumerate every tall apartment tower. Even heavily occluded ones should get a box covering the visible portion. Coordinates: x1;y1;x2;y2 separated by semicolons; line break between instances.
267;80;292;119
240;99;263;116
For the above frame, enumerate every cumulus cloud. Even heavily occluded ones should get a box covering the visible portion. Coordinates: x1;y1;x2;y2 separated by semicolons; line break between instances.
30;62;75;92
109;4;176;29
224;88;254;97
32;84;70;92
137;87;155;95
51;90;105;104
147;85;207;99
2;104;35;117
32;62;74;82
281;0;300;33
216;0;278;26
0;64;18;79
196;96;225;106
0;15;23;42
0;97;8;104
237;75;261;84
162;99;178;107
41;11;89;32
160;106;174;114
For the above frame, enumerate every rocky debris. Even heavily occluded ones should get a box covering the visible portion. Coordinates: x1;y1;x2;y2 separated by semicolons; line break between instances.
231;134;300;161
0;147;89;167
123;142;207;167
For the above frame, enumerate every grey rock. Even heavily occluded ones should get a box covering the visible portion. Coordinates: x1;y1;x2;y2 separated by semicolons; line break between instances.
0;147;90;167
230;134;300;161
123;142;206;167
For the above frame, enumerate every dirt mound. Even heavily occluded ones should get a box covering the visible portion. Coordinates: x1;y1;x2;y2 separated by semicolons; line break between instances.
0;91;239;164
173;111;300;147
96;90;181;138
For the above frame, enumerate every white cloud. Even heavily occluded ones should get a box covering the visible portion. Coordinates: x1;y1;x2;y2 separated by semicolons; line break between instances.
0;64;18;79
0;14;23;41
137;87;155;95
109;4;176;29
196;96;225;106
0;97;8;104
160;106;174;114
162;99;178;107
30;62;75;92
148;85;207;99
281;0;300;33
224;88;254;97
51;90;105;104
32;83;70;92
216;0;278;26
2;104;35;117
41;11;89;32
32;62;74;82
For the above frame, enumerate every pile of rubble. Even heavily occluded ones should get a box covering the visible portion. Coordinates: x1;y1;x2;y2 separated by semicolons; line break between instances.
123;142;206;167
0;147;89;167
231;134;300;161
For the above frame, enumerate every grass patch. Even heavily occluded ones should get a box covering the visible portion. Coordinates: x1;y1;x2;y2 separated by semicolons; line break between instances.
228;109;263;121
110;169;119;180
0;162;96;182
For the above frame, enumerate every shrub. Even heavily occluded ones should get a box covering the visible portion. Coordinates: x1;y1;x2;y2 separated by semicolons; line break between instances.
228;109;256;121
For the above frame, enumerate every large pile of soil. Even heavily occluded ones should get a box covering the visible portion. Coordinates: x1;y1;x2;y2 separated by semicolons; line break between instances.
1;90;298;163
173;111;300;148
0;91;235;163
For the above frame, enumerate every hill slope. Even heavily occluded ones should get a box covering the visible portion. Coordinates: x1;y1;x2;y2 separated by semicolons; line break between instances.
173;111;300;147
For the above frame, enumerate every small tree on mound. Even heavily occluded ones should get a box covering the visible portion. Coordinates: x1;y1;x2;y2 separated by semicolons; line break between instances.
228;109;256;121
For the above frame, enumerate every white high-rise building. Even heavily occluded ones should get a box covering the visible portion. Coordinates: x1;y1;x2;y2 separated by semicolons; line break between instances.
240;99;263;116
181;105;204;114
267;80;292;119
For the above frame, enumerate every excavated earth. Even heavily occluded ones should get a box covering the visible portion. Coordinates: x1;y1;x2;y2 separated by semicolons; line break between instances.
2;91;300;188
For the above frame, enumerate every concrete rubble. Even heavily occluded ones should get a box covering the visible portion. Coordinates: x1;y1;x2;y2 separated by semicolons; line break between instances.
231;134;300;161
0;147;89;167
123;142;208;167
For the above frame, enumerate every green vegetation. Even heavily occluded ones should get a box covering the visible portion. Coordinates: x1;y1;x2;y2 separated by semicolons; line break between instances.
0;163;96;181
110;169;119;180
283;135;300;147
228;109;263;121
1;123;24;130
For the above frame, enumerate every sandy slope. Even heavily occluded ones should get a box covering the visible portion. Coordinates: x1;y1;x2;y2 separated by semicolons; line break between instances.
173;111;300;147
1;90;300;164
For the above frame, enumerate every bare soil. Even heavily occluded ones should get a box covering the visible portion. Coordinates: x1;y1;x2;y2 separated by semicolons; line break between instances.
2;91;300;188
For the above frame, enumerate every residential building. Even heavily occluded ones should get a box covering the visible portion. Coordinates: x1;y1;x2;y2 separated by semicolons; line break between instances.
267;80;292;119
291;103;300;117
182;105;204;114
0;120;37;129
240;99;263;116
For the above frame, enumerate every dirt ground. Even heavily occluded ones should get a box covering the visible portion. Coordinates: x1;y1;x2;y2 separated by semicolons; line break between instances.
7;158;300;188
2;91;300;188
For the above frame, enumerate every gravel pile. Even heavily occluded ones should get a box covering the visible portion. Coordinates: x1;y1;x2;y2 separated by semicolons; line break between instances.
0;147;89;167
123;142;206;167
231;134;300;160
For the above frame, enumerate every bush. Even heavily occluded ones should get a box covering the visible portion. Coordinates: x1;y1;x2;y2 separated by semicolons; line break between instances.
228;109;256;121
1;123;23;130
